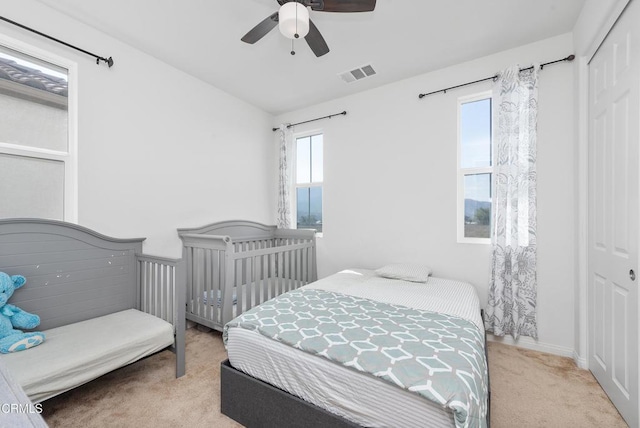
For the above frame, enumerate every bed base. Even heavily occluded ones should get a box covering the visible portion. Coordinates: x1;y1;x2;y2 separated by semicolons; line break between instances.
220;359;358;428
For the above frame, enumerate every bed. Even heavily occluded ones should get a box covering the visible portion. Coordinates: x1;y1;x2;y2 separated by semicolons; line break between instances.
221;268;490;428
0;218;186;403
178;220;316;331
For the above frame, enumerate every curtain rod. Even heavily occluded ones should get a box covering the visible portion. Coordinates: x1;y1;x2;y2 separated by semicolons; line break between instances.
272;110;347;132
418;54;575;99
0;16;114;67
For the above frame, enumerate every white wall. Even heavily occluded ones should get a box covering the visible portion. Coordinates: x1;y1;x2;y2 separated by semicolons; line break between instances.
1;0;275;258
276;33;576;354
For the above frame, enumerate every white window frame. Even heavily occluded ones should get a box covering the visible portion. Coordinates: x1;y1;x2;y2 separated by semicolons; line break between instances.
457;91;493;244
292;129;323;236
0;33;78;222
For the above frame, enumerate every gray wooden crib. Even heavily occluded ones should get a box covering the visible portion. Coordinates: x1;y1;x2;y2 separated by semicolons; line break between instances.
178;220;317;331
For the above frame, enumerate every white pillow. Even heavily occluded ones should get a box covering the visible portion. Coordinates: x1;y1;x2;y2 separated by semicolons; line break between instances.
374;263;432;283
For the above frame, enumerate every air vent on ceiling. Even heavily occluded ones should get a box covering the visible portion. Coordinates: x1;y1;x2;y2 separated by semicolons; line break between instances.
338;64;377;84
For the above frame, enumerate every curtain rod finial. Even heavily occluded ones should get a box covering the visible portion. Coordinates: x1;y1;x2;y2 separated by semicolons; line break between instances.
566;54;575;62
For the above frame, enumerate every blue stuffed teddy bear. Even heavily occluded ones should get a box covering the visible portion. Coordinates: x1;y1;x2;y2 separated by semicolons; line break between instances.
0;272;45;353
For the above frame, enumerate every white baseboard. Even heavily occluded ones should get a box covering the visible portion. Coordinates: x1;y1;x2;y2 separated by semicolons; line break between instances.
573;350;589;370
487;334;574;359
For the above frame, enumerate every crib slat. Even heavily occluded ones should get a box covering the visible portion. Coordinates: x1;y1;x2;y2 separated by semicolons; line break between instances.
156;262;161;316
165;265;171;322
284;250;290;292
269;253;275;300
289;249;294;292
259;242;265;304
278;251;284;296
147;262;152;313
150;262;156;315
245;257;251;311
252;255;259;308
140;261;146;313
196;248;204;319
164;264;169;320
260;253;266;304
292;249;296;291
302;247;307;286
292;241;296;290
296;248;302;288
214;250;219;322
212;250;219;324
150;261;156;315
143;261;149;314
159;263;164;316
205;249;211;323
219;249;228;322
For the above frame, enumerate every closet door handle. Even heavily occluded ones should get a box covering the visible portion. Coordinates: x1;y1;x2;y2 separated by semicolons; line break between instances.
630;269;636;281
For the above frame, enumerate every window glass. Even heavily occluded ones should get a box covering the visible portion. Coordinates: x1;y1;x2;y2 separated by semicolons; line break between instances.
296;187;323;232
463;173;492;239
295;133;323;233
459;94;492;243
0;45;68;152
311;134;323;183
296;136;311;183
0;153;64;219
460;98;491;169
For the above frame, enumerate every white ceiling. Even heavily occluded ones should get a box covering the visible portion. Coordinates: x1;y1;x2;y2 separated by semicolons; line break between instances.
36;0;585;115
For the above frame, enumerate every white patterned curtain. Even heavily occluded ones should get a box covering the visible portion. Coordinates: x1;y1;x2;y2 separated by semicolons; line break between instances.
485;65;539;340
277;124;293;229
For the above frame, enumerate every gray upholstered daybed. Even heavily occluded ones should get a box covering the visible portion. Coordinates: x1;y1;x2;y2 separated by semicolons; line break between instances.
178;220;316;331
0;219;186;403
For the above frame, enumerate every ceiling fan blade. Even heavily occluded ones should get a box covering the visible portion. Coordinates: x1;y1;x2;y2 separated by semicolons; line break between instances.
309;0;376;12
305;19;329;57
241;12;279;44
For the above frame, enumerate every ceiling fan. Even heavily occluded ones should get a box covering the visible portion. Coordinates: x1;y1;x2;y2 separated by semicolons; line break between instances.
241;0;377;57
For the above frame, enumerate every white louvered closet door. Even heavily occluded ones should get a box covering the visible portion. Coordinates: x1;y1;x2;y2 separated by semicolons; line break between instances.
588;1;639;427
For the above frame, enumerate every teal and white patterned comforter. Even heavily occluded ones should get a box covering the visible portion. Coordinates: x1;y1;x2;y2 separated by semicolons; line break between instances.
224;288;488;428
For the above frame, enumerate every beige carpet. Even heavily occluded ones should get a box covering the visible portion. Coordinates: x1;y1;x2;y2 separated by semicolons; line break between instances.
41;328;627;428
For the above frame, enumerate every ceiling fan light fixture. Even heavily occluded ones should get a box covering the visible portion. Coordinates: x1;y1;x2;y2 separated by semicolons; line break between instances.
278;2;310;39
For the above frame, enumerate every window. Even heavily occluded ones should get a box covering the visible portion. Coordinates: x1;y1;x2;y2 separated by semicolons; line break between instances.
458;92;492;243
0;37;76;221
295;133;323;233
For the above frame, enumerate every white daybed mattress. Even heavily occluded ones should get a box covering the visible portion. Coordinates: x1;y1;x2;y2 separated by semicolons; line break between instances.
226;269;484;428
1;309;174;403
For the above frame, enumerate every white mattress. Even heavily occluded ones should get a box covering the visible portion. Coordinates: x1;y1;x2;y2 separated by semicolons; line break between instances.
306;269;484;331
227;269;485;428
1;309;174;403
